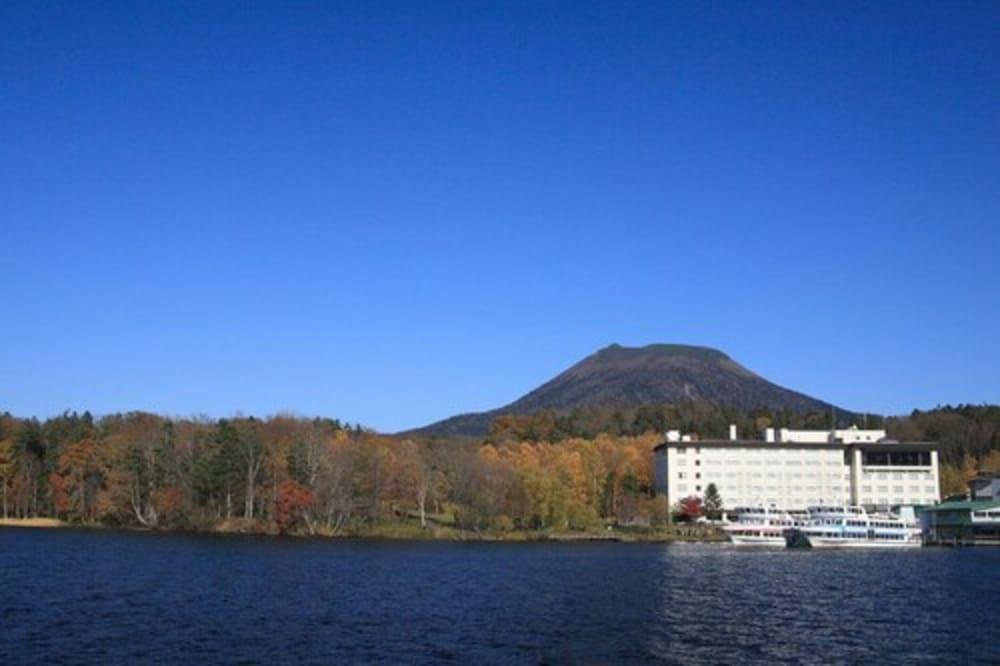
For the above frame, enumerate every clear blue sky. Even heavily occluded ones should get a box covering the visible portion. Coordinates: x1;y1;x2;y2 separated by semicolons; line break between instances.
2;2;997;432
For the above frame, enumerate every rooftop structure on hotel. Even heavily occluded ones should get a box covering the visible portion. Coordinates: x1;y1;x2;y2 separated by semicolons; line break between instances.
653;425;939;512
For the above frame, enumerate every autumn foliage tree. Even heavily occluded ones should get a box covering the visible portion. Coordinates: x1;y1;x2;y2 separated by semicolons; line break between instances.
0;438;15;519
676;495;703;523
275;480;314;534
0;403;995;534
49;439;101;522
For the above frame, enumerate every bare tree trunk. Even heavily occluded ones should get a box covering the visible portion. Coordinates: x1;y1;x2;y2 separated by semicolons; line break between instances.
131;484;151;527
245;468;254;520
371;453;381;520
226;489;232;520
417;485;427;528
303;512;316;536
271;458;278;523
243;452;264;521
130;476;160;527
332;512;347;536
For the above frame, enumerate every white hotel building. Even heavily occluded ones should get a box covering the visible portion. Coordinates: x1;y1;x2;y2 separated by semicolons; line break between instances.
653;425;940;511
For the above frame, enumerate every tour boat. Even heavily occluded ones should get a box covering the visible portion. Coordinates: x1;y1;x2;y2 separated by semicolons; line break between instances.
722;506;804;546
784;505;922;548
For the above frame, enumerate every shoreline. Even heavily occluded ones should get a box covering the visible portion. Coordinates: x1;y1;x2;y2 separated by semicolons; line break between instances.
0;518;67;529
0;518;726;543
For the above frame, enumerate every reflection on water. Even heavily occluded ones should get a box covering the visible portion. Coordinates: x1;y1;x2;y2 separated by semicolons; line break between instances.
1;529;997;664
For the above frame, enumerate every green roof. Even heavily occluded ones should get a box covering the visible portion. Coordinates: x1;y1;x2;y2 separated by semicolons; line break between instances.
919;499;1000;513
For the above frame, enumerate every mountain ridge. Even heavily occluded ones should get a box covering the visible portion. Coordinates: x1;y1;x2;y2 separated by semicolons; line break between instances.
403;343;843;437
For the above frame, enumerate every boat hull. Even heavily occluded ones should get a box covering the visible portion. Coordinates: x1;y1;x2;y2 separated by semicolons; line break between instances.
801;536;920;549
785;528;921;549
726;533;786;546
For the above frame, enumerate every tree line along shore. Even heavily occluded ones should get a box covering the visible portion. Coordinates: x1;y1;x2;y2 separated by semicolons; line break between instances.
0;405;996;539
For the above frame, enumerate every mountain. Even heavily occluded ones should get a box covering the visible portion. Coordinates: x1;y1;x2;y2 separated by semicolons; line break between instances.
405;343;842;437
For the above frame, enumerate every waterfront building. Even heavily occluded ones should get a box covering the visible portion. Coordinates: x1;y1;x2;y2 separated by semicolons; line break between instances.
919;473;1000;545
919;499;1000;546
653;425;940;512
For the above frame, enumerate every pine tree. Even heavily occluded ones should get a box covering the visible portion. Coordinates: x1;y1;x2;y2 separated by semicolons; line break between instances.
703;483;723;520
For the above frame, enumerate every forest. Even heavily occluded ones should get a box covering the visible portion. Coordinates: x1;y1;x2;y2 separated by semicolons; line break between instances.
0;404;997;536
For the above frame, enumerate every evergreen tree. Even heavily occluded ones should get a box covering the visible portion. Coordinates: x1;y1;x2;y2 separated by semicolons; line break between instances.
703;483;723;519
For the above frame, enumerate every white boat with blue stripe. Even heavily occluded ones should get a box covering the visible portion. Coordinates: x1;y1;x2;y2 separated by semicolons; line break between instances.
785;505;921;548
723;506;803;546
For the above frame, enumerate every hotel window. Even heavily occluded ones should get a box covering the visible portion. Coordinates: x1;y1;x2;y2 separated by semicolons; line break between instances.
865;451;931;467
676;447;686;454
677;472;686;479
695;473;701;479
695;485;701;492
925;486;936;494
695;460;701;466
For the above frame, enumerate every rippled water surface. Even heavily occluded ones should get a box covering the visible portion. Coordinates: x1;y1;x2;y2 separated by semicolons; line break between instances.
1;528;997;664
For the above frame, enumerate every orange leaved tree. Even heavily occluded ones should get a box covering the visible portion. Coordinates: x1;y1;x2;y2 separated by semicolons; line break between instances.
275;479;315;534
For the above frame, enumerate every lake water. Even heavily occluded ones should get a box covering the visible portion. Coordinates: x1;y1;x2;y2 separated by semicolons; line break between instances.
1;528;997;664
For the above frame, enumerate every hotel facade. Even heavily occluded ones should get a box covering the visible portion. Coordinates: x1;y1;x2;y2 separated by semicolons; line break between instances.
653;425;940;511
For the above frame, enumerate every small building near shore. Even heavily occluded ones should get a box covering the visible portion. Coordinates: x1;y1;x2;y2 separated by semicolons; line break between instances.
653;425;940;512
919;499;1000;546
970;473;1000;501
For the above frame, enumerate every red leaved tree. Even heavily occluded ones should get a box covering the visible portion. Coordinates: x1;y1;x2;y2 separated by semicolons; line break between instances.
275;480;315;534
676;495;703;522
49;439;101;521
